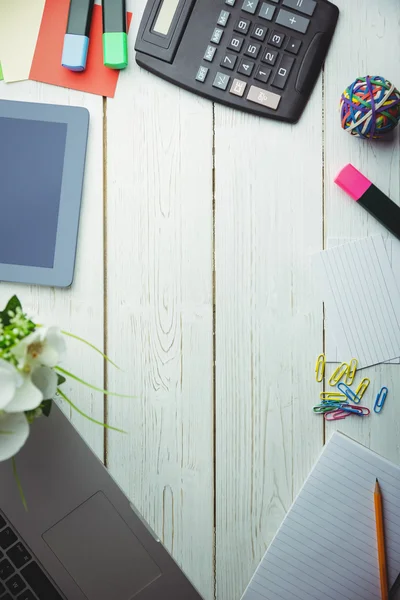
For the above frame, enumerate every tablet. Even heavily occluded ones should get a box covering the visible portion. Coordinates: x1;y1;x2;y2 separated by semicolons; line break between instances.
0;99;89;287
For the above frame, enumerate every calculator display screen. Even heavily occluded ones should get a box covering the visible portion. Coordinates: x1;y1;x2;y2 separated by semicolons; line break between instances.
153;0;180;35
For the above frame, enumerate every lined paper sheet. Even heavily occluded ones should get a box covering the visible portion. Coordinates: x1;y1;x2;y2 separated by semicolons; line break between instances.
325;238;400;366
241;433;400;600
315;235;400;368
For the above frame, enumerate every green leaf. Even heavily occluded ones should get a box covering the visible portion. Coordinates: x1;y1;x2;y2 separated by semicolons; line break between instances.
0;296;22;326
61;331;121;370
41;399;52;417
57;374;66;387
55;367;135;398
12;457;27;512
57;388;127;433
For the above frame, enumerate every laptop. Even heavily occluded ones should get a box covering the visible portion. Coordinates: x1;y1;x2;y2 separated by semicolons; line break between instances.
0;404;203;600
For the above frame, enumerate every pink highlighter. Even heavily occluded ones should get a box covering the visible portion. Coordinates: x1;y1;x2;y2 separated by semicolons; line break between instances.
335;164;400;242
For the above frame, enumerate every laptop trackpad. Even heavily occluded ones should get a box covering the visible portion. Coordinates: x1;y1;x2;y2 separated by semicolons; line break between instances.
43;492;161;599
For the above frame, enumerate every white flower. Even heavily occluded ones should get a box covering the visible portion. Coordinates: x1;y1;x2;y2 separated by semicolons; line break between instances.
0;412;29;462
0;360;22;410
12;326;66;369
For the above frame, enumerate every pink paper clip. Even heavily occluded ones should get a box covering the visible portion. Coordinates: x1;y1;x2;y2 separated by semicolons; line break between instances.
324;409;351;421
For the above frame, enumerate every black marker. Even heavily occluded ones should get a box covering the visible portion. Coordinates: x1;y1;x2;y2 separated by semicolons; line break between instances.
62;0;95;72
102;0;128;69
335;164;400;242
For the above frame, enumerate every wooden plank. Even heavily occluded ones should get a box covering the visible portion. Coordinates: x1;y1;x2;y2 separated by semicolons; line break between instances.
0;81;104;459
215;89;324;596
324;0;400;463
105;1;215;597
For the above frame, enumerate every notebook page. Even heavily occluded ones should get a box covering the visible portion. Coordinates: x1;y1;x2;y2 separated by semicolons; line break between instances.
324;238;400;366
241;433;400;600
315;235;400;368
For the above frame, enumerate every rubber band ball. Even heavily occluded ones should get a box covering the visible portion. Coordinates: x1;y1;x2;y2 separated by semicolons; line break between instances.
340;76;400;139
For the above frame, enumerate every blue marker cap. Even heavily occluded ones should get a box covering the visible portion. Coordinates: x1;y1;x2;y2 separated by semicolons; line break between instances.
62;34;89;71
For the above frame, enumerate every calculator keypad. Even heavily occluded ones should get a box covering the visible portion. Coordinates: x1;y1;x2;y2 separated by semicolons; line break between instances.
250;24;268;41
213;72;231;89
234;18;251;33
259;2;276;20
242;0;259;14
282;0;316;16
238;58;255;76
230;78;247;96
193;0;333;115
228;35;245;51
220;53;238;69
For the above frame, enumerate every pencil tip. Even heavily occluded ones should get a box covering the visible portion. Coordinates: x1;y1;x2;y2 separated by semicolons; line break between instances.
376;478;378;483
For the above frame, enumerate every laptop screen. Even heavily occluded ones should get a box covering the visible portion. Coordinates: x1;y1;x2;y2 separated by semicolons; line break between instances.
0;116;67;269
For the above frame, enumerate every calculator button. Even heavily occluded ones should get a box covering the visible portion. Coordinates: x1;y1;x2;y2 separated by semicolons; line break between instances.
286;37;302;54
261;48;278;65
250;24;268;41
258;2;276;20
234;18;251;34
246;85;281;109
228;36;245;52
195;66;209;82
282;0;316;16
225;0;236;5
211;28;224;44
268;30;285;47
230;78;247;97
204;45;216;62
237;58;255;76
220;53;238;70
275;9;310;34
244;42;261;58
217;10;230;26
254;65;271;83
242;0;259;15
271;54;295;89
213;72;230;90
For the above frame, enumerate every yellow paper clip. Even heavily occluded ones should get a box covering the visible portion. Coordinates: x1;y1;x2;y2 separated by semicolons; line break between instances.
355;378;370;400
328;362;348;386
320;392;346;401
315;354;325;382
345;358;358;385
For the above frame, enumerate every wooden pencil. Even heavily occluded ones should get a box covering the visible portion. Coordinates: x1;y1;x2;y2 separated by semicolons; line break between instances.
374;478;389;600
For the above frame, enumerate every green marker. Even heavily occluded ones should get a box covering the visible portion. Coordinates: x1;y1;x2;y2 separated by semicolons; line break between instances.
102;0;128;69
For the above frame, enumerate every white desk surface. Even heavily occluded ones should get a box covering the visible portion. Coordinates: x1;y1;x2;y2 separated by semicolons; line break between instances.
1;0;399;598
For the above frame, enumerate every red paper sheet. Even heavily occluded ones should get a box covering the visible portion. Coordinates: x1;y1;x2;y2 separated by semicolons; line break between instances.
30;0;132;98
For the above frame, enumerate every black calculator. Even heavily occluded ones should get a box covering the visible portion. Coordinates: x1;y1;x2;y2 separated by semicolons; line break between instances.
135;0;339;123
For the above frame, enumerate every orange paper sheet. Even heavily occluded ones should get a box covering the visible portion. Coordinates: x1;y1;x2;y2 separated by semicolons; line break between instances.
30;0;132;98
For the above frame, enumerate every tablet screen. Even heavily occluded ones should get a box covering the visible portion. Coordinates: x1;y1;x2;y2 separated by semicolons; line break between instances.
0;117;67;269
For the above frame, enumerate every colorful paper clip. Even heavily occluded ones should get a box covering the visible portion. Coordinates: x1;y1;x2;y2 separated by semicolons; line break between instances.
315;354;325;382
337;382;362;404
345;358;358;385
320;392;346;401
339;404;369;416
374;387;388;414
324;409;350;421
355;378;370;401
328;362;348;386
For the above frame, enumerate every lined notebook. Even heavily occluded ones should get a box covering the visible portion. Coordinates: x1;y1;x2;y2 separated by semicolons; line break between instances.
324;237;400;366
241;433;400;600
315;235;400;368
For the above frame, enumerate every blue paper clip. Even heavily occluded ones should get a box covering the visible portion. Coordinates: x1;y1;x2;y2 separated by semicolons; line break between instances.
374;387;388;414
337;382;362;404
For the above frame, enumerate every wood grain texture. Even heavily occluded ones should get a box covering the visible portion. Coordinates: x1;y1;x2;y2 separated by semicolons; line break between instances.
105;1;214;597
0;81;104;459
324;0;400;463
214;94;324;596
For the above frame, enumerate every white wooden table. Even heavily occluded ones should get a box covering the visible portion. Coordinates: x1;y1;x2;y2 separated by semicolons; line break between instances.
1;0;399;598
